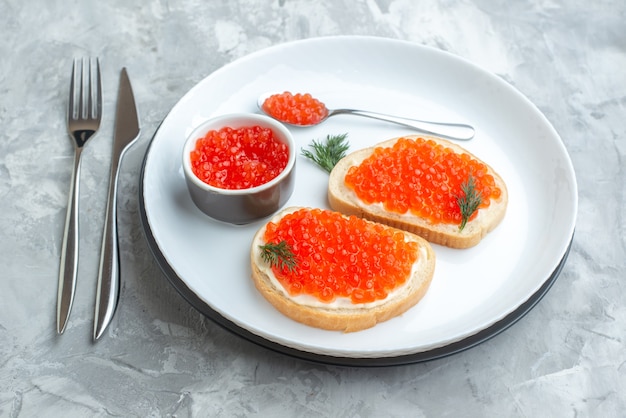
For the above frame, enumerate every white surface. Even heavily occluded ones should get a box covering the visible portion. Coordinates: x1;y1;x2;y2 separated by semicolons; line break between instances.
142;37;577;357
4;1;624;415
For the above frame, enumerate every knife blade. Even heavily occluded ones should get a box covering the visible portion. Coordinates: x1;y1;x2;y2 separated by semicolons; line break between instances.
93;67;140;340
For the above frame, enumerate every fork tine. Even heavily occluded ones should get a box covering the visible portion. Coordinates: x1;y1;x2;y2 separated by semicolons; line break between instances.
93;58;102;120
75;58;84;120
68;59;78;121
80;57;87;120
86;58;93;120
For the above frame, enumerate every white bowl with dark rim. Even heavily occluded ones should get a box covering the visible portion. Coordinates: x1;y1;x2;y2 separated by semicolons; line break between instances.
182;113;296;224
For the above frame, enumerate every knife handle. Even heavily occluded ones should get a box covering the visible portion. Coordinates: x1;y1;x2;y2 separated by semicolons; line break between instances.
57;150;82;334
93;160;122;340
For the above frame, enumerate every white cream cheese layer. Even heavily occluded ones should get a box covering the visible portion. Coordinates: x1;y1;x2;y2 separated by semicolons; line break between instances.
345;188;489;234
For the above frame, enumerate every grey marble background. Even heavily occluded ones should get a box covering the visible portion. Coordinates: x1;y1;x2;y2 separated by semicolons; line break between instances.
1;0;624;416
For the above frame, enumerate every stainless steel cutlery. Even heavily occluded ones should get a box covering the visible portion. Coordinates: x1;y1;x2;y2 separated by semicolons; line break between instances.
57;59;140;339
93;68;140;340
57;57;102;334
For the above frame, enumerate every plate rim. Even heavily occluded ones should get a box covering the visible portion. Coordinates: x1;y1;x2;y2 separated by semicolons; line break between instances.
138;35;577;365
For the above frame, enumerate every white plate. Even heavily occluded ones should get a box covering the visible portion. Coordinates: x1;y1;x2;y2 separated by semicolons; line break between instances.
140;36;577;363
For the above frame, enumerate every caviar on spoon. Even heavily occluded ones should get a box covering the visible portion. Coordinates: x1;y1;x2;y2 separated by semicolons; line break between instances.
258;91;475;141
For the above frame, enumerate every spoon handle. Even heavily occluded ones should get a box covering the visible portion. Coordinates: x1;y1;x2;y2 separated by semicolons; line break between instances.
330;109;475;141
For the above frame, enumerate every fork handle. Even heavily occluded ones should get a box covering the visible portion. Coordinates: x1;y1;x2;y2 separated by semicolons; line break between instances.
57;149;82;334
93;158;122;340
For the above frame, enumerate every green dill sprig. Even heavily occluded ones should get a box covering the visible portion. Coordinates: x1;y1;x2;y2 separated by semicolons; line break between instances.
301;133;350;173
259;240;297;272
456;175;482;231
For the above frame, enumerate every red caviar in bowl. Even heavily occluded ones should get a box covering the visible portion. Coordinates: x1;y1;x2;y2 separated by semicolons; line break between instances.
263;208;419;304
262;91;329;126
189;125;289;189
345;137;502;225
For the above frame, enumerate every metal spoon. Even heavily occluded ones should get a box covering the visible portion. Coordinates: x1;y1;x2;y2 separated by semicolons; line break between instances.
257;92;475;141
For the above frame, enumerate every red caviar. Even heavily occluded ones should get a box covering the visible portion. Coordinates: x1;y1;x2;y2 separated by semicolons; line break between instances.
262;91;328;126
263;208;419;304
189;125;289;189
345;137;502;225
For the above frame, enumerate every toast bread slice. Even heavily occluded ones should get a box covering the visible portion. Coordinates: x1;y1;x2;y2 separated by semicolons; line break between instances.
250;207;436;332
328;135;508;248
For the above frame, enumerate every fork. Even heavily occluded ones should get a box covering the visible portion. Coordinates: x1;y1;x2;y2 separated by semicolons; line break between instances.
57;57;102;334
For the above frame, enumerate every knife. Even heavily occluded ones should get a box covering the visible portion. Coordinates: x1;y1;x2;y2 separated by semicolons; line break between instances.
93;68;140;340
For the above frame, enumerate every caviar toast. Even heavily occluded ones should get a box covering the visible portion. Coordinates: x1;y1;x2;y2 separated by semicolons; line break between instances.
328;135;508;249
250;207;436;332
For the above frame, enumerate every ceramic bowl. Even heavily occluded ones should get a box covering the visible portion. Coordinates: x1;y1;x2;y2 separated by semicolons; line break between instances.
182;113;296;224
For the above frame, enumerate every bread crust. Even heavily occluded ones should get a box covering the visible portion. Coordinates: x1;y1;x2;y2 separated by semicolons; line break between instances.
328;135;508;249
250;207;436;332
